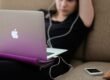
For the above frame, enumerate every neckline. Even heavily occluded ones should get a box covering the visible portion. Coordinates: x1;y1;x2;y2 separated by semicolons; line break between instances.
48;10;77;24
51;19;67;23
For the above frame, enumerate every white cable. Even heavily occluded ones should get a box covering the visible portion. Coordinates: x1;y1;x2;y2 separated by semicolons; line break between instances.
46;2;77;78
46;1;55;47
47;1;55;12
49;56;73;79
47;13;53;47
46;1;79;48
49;57;61;79
47;15;79;48
60;56;73;68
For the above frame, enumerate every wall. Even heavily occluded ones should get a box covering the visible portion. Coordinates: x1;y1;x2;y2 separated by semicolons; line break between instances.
0;0;2;8
0;0;53;10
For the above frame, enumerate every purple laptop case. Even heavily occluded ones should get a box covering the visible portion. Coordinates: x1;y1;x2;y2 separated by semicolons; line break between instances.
0;38;47;65
0;10;47;65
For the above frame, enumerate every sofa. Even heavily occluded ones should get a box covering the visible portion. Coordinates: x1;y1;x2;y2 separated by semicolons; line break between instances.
0;0;110;80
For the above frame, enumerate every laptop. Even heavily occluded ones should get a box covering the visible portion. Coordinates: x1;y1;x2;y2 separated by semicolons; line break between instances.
0;10;68;64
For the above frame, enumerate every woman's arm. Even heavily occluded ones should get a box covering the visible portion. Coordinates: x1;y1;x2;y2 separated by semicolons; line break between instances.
79;0;94;27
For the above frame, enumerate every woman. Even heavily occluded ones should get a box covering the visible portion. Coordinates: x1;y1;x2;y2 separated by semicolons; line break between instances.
40;0;94;79
42;0;94;62
0;0;94;80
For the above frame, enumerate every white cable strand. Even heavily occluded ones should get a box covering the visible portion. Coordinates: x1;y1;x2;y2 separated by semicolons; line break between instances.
46;1;55;47
47;13;53;47
47;15;79;48
46;1;78;79
60;56;73;68
49;57;61;79
49;56;73;79
46;1;79;48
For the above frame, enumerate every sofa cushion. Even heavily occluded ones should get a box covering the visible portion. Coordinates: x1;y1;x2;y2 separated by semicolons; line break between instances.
71;60;84;68
55;62;110;80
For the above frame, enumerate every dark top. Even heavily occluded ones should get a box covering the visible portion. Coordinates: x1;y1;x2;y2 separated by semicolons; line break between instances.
40;9;91;62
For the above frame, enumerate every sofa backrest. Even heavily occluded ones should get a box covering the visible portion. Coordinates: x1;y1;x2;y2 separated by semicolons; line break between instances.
85;0;110;62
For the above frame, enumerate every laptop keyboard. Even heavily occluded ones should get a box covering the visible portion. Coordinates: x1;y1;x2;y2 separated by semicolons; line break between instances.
47;52;54;56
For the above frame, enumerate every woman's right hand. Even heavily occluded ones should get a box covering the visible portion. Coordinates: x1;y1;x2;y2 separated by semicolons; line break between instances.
103;71;110;80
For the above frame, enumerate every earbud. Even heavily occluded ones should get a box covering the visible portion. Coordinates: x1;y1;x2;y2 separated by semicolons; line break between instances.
45;12;50;19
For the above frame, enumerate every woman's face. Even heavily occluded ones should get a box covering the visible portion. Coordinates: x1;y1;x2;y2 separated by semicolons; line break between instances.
55;0;78;16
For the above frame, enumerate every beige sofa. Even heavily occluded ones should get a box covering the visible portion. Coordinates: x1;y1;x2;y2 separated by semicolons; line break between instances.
0;0;110;80
56;0;110;80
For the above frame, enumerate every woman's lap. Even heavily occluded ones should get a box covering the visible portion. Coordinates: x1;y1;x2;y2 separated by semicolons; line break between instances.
0;59;43;79
0;58;70;80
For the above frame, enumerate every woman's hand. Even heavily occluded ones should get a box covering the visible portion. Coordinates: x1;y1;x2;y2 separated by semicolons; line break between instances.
103;71;110;80
79;0;94;27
